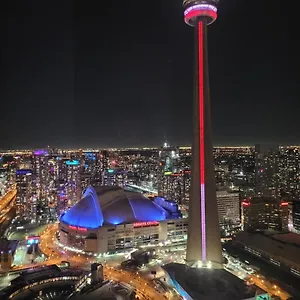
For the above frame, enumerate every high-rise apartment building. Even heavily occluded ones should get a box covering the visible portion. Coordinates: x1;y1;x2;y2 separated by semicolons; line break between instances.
103;169;127;187
83;152;102;187
158;171;191;205
100;150;109;182
280;148;300;201
255;144;280;198
33;150;50;221
65;160;81;207
15;169;34;223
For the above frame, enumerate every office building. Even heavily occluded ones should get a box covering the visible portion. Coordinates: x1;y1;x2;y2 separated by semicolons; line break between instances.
216;190;240;228
233;231;300;279
242;197;288;231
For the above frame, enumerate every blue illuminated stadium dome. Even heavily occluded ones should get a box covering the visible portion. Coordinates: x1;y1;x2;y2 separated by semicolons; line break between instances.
60;186;178;229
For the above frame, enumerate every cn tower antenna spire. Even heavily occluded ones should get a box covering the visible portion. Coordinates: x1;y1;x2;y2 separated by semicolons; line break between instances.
182;0;223;268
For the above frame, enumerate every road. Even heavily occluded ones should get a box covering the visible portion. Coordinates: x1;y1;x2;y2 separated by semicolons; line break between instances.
0;207;16;237
104;267;166;300
8;224;48;241
21;224;169;300
0;188;17;237
224;257;290;300
224;242;300;299
6;221;293;300
249;275;289;300
0;188;16;220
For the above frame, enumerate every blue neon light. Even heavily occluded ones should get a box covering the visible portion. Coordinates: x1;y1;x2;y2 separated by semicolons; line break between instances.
108;218;123;225
155;197;179;214
66;160;80;166
60;187;103;229
16;169;32;175
27;239;39;245
169;277;193;300
60;187;180;229
85;153;97;161
34;149;48;156
129;198;167;222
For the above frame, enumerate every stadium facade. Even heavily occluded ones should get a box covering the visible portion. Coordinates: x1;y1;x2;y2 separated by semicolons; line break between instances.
59;186;186;253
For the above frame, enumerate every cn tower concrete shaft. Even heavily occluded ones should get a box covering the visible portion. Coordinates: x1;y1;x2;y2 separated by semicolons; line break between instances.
186;20;223;266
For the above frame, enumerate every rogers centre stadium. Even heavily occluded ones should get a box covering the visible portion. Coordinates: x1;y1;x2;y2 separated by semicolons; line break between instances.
59;186;187;253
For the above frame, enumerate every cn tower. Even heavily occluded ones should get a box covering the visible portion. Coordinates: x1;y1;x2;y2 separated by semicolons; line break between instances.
183;0;223;267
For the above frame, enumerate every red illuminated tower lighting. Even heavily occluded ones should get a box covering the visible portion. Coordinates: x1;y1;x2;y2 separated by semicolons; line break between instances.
183;0;223;268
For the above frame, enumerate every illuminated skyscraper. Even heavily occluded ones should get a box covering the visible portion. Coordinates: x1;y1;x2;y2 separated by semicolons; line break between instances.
158;145;180;198
183;0;223;267
158;171;191;205
242;197;289;231
216;190;240;230
15;169;34;223
33;150;50;221
255;144;280;198
65;160;82;207
100;150;109;184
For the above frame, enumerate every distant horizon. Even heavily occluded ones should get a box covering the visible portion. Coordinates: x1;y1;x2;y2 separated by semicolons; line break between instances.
2;143;300;152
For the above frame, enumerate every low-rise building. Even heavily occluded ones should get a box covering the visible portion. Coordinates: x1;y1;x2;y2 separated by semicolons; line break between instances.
233;231;300;278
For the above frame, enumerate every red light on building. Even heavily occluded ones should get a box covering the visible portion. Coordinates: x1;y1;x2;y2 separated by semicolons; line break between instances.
172;173;182;177
69;225;87;232
281;202;289;206
78;227;87;232
133;221;159;228
242;201;250;207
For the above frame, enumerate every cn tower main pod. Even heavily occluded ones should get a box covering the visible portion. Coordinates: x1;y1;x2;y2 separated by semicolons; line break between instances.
183;0;223;268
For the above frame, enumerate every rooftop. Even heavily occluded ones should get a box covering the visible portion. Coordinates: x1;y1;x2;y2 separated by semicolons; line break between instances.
234;231;300;267
60;186;178;229
270;232;300;247
163;263;255;300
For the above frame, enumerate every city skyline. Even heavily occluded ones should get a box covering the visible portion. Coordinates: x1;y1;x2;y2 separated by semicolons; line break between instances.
1;0;299;148
1;144;300;297
1;1;300;298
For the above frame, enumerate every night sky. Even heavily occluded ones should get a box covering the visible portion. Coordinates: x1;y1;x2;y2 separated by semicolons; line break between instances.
0;0;299;149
